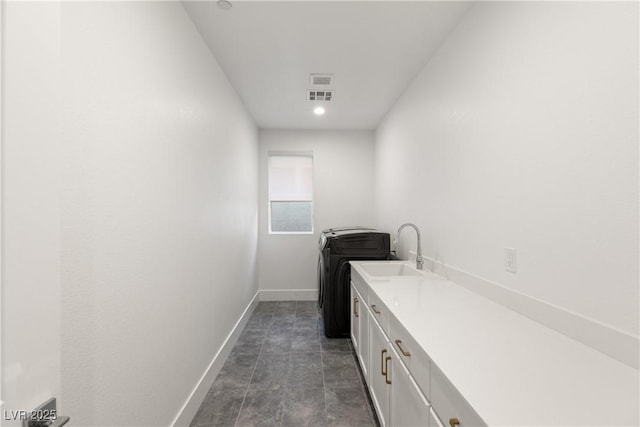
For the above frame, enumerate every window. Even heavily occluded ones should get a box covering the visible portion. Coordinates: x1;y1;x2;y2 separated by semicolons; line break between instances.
268;154;313;234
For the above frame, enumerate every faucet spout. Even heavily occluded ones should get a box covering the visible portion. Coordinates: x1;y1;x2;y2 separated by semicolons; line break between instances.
395;223;424;270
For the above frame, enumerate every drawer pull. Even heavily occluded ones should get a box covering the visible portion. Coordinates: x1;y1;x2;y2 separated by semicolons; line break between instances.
449;418;460;427
384;356;392;384
395;339;411;357
371;304;381;314
381;349;387;375
354;297;359;318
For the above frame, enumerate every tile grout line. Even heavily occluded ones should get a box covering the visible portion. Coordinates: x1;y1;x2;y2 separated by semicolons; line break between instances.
277;306;292;427
319;312;331;426
232;308;272;427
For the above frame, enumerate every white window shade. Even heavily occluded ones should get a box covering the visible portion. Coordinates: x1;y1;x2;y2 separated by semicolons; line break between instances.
269;155;313;233
269;156;313;201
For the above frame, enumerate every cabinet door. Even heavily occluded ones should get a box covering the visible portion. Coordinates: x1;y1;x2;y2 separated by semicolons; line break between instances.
350;283;360;354
369;319;391;427
390;347;431;427
359;297;370;383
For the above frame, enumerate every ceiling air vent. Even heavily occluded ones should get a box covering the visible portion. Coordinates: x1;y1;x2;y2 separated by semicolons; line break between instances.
308;90;334;102
310;74;334;86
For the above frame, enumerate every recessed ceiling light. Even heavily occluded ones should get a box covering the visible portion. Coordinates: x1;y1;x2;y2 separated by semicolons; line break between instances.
314;106;325;115
217;0;232;11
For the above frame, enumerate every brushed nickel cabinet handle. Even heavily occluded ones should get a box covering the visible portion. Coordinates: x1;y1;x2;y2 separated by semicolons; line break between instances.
395;339;411;357
354;297;359;318
371;304;381;314
449;418;460;427
381;349;387;375
384;356;392;384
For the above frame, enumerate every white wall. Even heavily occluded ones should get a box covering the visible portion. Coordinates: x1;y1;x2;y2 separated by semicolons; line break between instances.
58;2;258;426
258;130;375;299
2;2;63;424
376;1;638;364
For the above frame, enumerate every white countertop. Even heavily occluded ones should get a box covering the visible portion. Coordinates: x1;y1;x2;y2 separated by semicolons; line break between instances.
351;261;639;427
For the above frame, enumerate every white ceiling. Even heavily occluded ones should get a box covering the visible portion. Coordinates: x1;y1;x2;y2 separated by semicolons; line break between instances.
183;1;472;130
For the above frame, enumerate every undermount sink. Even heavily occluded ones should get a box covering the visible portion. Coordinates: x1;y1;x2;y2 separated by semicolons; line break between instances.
358;262;423;278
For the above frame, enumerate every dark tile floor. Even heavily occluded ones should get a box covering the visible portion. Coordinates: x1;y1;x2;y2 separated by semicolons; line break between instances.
190;301;378;427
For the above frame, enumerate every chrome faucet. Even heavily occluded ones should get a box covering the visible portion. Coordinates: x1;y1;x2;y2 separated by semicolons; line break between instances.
392;223;424;270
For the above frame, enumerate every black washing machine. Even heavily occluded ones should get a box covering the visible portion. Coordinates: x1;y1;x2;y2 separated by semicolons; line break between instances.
318;227;390;338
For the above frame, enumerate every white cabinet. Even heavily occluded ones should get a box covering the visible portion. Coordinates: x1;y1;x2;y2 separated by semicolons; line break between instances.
350;282;370;382
369;318;391;427
368;306;431;427
350;283;360;353
351;261;637;427
390;313;430;400
369;288;390;334
352;263;484;427
389;346;431;427
359;293;370;381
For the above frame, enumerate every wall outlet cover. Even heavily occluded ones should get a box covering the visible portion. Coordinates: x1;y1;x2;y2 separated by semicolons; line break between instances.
504;247;516;273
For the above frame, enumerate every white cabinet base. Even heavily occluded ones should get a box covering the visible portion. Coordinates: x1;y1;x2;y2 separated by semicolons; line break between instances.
390;346;431;427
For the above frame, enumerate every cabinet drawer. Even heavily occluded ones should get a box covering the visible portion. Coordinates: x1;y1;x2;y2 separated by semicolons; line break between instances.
368;290;390;335
431;364;486;427
350;284;361;354
390;314;430;400
350;268;368;304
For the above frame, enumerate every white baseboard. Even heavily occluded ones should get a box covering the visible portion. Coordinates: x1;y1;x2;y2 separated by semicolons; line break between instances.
412;253;639;369
259;289;318;301
170;291;260;427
